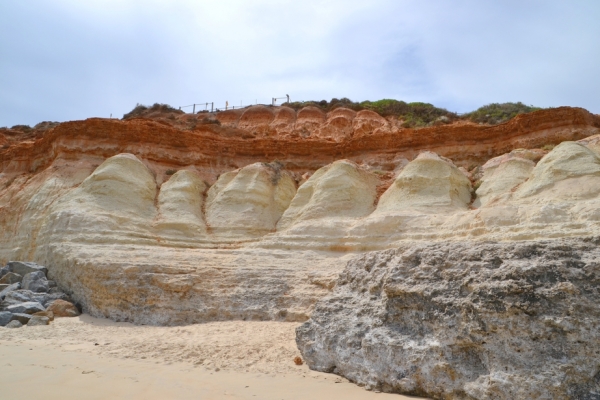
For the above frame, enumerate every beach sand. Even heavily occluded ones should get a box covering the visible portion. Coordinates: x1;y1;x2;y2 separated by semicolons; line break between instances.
0;315;426;399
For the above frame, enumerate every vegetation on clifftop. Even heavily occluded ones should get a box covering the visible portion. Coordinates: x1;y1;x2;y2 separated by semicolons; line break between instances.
122;99;545;128
123;103;184;120
284;98;459;128
464;102;543;125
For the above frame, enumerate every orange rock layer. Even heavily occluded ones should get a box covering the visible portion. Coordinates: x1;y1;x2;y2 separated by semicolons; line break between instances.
1;106;599;182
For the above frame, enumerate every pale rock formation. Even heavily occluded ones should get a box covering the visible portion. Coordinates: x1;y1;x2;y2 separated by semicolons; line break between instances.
296;238;600;399
375;152;472;214
515;141;600;198
277;160;379;231
155;170;208;240
474;151;535;207
205;162;296;237
39;154;157;247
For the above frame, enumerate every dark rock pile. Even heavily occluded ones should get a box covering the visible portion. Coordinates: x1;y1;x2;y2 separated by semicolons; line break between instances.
0;261;80;328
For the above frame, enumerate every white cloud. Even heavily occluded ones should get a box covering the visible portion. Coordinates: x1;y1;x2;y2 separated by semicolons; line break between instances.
1;0;599;126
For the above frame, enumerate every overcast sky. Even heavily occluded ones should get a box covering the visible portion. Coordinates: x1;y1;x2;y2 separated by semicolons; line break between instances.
1;0;599;127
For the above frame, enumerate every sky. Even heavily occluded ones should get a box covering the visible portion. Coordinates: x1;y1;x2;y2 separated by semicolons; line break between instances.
1;0;599;127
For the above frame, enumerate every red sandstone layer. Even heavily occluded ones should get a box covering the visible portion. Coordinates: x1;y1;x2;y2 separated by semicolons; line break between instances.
1;106;599;179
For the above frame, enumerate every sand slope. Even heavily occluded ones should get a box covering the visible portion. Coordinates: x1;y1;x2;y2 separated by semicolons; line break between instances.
0;315;425;399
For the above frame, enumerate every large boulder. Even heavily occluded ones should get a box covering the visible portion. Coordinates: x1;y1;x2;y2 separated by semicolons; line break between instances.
21;271;49;293
296;238;600;399
7;261;48;277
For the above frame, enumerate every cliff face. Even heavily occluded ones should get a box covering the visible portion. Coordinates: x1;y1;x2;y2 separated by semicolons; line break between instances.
1;106;600;325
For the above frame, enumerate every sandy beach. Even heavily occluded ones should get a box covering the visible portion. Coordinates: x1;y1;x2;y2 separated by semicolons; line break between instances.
0;315;425;399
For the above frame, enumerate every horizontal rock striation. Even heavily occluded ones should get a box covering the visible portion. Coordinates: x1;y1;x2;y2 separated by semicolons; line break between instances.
1;107;600;325
296;238;600;399
1;107;599;177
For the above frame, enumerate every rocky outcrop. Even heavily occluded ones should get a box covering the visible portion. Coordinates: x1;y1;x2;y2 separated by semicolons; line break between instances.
0;261;80;328
296;238;600;399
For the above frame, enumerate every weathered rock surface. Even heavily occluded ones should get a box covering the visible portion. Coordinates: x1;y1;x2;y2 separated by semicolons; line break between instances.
1;108;600;327
27;315;50;326
5;320;22;328
0;310;12;326
21;270;49;293
0;272;22;284
32;310;54;321
10;313;31;325
8;261;48;277
46;299;80;317
296;237;600;399
6;301;45;315
0;282;20;299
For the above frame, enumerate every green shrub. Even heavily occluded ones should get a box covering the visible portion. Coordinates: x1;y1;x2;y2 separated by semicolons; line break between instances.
465;102;543;125
123;103;183;120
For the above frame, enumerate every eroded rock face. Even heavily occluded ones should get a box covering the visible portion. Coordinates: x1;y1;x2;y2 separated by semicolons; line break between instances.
296;238;600;399
205;162;296;237
277;160;378;230
375;152;472;214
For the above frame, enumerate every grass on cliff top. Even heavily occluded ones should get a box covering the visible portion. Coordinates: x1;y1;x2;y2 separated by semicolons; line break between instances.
122;100;544;128
283;98;544;127
463;102;543;125
284;98;459;128
123;103;184;120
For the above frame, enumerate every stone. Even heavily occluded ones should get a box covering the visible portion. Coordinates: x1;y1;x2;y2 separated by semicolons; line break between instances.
0;272;23;285
5;320;22;328
21;271;49;293
32;310;54;321
296;238;600;399
1;289;71;308
0;311;12;326
0;283;20;300
27;315;50;326
7;261;48;277
47;280;57;288
10;313;31;325
47;299;80;317
6;301;45;315
0;284;8;291
0;265;10;279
